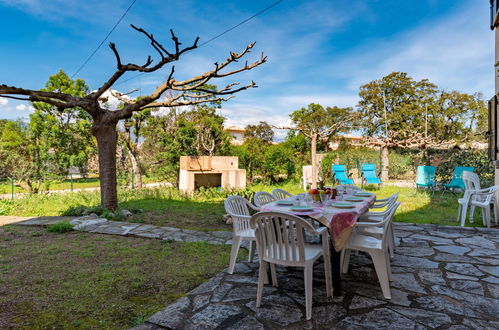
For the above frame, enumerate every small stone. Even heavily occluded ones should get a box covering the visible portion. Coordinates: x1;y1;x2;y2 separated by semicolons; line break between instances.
477;265;499;277
434;245;470;255
446;272;478;281
337;308;417;329
411;234;454;245
468;247;499;257
483;276;499;284
313;304;348;327
486;283;499;299
184;304;241;330
70;217;108;230
120;209;133;217
349;296;386;309
449;280;484;295
147;296;191;328
192;294;210;312
415;295;474;317
390;273;426;294
246;295;303;326
391;254;439;269
211;283;233;302
432;253;477;263
393;247;435;257
389;306;452;328
224;315;264;330
189;274;223;295
455;236;496;249
418;269;446;285
445;263;484;277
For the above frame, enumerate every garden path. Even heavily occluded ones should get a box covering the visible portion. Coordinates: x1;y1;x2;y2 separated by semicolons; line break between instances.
1;215;233;245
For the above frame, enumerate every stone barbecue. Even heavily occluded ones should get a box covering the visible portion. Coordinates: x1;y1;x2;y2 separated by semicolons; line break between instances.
179;156;246;192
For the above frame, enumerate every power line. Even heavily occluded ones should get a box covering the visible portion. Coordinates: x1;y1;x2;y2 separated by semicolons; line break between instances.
71;0;138;78
115;0;284;86
198;0;284;47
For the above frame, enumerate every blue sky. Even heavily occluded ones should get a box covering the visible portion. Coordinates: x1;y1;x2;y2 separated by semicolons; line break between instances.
0;0;493;134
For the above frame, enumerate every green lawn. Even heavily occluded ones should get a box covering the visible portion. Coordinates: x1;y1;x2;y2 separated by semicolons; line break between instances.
0;176;163;195
0;225;243;329
1;183;488;229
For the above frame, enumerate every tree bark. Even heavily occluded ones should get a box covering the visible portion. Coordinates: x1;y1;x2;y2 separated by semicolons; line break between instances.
128;149;143;188
92;123;119;210
380;145;389;181
311;134;318;189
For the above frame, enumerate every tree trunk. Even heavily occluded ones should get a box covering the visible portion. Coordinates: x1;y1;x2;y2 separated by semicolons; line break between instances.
311;134;318;189
92;122;118;210
380;145;389;181
128;149;143;188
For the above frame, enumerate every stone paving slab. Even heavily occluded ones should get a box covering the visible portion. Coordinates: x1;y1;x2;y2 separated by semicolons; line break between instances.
136;223;499;329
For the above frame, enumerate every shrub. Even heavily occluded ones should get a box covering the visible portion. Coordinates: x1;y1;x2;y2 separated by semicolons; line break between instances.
433;149;494;186
47;222;74;233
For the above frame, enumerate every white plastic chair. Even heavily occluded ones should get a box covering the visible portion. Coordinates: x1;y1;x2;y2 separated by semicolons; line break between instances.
250;211;332;320
224;196;259;274
254;191;276;208
272;188;293;200
358;192;399;258
341;201;400;299
371;192;399;209
457;171;480;224
467;186;499;228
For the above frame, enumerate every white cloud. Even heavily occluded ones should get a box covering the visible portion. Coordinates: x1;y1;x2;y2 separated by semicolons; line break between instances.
15;104;27;111
329;3;493;95
14;103;35;113
0;97;8;107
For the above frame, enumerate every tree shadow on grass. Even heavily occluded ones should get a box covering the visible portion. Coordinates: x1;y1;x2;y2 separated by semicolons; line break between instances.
62;197;230;232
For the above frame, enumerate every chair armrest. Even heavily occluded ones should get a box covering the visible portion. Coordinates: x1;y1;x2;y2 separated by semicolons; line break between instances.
315;226;329;235
247;201;260;212
355;221;383;227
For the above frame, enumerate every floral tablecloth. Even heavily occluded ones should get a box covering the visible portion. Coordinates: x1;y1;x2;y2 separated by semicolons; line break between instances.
261;194;376;251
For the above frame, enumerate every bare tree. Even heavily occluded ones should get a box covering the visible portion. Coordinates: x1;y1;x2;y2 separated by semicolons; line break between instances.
0;25;266;209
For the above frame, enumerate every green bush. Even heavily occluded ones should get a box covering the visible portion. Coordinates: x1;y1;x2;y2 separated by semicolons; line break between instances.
388;151;413;179
47;222;74;233
432;149;494;186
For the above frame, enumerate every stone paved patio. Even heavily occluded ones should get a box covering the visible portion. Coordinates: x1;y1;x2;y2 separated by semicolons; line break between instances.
134;223;499;329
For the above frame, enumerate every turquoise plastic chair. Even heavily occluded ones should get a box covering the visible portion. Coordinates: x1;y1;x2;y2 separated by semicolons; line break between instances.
361;164;382;186
332;165;353;184
441;166;474;196
415;166;436;193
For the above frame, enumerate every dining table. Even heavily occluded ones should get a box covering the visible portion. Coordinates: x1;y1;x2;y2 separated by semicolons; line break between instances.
260;191;377;295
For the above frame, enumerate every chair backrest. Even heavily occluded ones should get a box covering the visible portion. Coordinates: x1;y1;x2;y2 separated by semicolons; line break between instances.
369;201;400;244
361;164;378;179
302;165;313;183
453;166;474;179
448;167;474;189
250;212;317;266
272;188;293;200
374;192;399;208
416;166;436;185
254;191;276;207
224;196;255;234
332;165;353;184
463;171;480;191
